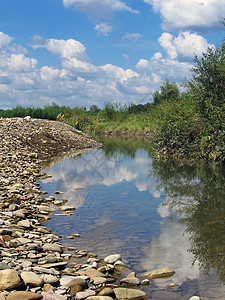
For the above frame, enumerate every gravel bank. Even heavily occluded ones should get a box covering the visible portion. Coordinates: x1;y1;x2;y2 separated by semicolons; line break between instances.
0;117;149;300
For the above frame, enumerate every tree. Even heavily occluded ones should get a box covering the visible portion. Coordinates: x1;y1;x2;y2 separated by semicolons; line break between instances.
186;44;225;117
90;105;100;113
153;79;180;105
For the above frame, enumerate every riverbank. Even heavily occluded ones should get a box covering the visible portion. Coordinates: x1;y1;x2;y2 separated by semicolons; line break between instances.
0;117;151;300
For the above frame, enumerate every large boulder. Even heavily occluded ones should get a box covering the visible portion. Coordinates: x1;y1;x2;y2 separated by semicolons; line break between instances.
0;269;21;291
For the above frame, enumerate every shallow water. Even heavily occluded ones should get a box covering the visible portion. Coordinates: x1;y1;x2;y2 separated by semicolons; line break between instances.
40;138;225;299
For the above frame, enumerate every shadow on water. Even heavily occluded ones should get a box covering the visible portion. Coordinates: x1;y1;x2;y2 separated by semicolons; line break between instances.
40;136;225;298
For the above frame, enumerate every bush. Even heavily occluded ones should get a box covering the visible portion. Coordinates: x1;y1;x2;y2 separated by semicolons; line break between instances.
153;79;180;105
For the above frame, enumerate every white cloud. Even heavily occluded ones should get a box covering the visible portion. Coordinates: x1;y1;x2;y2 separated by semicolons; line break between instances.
62;58;98;74
159;31;214;59
0;31;197;109
0;32;14;48
100;64;139;83
144;0;225;29
122;33;142;41
63;0;138;24
40;66;61;81
7;54;37;72
94;23;113;36
63;0;138;13
31;36;86;59
136;52;193;83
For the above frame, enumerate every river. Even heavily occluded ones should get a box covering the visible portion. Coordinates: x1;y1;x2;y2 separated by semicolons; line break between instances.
39;137;225;299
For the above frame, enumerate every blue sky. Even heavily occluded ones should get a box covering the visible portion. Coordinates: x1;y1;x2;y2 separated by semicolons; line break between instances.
0;0;224;109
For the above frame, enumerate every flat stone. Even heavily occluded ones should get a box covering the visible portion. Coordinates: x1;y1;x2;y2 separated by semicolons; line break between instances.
120;277;140;285
41;292;66;300
40;262;67;269
84;269;105;278
42;243;63;253
98;288;115;298
37;206;56;213
17;220;31;228
41;275;59;285
21;271;43;287
76;290;96;300
17;237;32;244
91;277;107;285
0;269;21;291
7;291;43;300
142;267;175;279
59;206;75;211
86;297;114;300
104;254;121;264
61;276;88;289
33;266;60;275
113;288;148;300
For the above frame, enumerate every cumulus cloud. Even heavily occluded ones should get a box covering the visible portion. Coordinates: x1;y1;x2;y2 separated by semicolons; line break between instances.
31;35;86;59
136;51;193;83
143;0;225;29
0;31;197;109
94;23;113;36
159;31;214;59
0;32;14;48
63;0;138;23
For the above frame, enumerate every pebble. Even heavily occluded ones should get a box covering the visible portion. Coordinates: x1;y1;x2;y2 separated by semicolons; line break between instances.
0;117;190;300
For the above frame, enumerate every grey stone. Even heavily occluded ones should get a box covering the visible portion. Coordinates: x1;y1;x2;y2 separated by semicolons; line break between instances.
120;277;140;285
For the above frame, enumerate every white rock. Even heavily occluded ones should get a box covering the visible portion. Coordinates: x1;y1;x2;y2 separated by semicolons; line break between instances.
17;219;31;228
104;254;121;264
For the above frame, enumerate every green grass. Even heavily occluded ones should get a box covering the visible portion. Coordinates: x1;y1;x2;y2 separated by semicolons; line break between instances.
1;98;224;165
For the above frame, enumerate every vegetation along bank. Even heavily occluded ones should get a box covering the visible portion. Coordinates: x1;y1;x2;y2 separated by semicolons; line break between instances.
1;33;224;165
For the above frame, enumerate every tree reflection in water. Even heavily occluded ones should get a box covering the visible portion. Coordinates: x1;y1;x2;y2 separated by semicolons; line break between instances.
150;159;225;282
100;136;225;282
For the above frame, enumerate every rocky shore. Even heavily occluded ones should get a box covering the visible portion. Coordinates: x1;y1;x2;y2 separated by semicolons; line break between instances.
0;117;150;300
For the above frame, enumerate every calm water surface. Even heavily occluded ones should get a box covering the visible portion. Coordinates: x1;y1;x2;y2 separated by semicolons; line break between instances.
40;138;225;299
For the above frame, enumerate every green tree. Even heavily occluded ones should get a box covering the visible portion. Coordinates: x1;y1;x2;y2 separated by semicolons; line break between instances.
153;79;180;105
186;45;225;117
